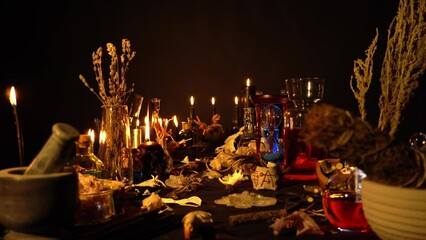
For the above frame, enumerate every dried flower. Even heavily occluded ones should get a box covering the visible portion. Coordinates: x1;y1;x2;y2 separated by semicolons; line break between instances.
79;38;136;106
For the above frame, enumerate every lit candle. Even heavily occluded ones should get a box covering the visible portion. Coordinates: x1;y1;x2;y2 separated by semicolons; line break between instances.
173;115;178;128
144;115;150;142
88;129;95;142
189;96;195;120
172;115;179;140
233;96;239;127
9;86;25;167
241;78;256;108
131;128;142;149
87;129;95;152
145;101;151;141
211;96;216;115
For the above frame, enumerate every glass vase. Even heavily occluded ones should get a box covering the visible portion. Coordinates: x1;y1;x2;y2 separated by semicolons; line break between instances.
97;105;133;185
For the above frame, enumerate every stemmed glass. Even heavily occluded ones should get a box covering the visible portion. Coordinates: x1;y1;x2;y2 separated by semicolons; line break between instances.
282;77;325;180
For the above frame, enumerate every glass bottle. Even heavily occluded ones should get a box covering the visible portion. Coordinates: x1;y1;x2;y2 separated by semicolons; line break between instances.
67;134;105;177
322;165;371;232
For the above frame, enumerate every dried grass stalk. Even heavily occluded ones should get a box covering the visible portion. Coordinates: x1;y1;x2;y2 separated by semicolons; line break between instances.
79;38;136;106
350;0;426;136
378;0;426;135
350;29;378;121
303;103;426;188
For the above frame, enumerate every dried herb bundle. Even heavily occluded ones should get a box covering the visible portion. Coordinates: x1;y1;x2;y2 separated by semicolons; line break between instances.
303;103;426;188
79;38;136;106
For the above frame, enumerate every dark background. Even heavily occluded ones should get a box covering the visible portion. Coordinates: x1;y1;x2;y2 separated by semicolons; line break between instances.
1;0;424;169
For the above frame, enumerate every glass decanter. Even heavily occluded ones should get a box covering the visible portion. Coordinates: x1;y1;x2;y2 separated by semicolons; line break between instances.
322;164;371;232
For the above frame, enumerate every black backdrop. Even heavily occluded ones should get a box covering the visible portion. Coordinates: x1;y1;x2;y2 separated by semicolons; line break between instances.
1;0;425;169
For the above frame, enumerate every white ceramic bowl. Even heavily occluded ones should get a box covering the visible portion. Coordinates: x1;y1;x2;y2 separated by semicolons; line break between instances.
362;179;426;240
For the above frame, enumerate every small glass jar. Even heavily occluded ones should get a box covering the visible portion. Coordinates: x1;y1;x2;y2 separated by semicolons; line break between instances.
322;165;371;232
67;134;105;177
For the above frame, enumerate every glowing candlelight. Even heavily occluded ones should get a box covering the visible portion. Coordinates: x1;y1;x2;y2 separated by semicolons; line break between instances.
211;97;216;115
241;78;255;108
9;87;17;106
173;115;178;128
189;96;195;120
88;129;95;142
145;101;150;141
233;96;239;129
144;115;150;141
9;86;25;167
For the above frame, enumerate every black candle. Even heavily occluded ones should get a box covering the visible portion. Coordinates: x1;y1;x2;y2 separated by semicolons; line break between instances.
189;96;195;120
240;78;255;108
211;97;216;115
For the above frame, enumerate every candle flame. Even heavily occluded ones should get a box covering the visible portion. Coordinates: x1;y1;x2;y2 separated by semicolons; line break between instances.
246;78;251;87
190;96;194;106
173;115;178;127
234;96;238;105
88;129;95;142
9;86;17;107
211;97;215;105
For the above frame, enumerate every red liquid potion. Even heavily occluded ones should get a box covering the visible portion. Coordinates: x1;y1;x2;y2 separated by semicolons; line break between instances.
322;165;371;232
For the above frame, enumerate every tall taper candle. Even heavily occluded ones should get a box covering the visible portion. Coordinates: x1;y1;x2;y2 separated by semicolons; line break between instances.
241;78;255;108
189;96;195;120
9;86;25;167
211;97;216;115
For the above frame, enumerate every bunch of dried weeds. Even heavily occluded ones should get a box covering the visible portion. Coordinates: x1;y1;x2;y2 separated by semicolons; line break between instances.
350;0;426;136
79;38;136;106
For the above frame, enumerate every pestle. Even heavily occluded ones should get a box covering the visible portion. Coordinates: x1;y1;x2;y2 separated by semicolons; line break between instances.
24;123;80;175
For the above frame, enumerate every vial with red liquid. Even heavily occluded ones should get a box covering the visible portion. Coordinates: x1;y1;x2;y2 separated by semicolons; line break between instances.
322;165;372;232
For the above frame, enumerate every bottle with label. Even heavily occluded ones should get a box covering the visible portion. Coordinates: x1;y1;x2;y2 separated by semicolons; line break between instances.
67;134;105;177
